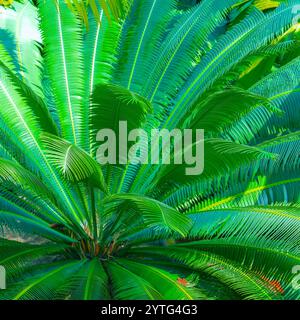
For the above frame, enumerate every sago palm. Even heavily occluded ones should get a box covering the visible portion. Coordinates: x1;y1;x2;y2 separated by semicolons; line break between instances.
0;0;299;300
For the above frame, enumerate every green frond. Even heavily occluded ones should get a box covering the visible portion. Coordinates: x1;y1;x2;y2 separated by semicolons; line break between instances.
0;211;76;243
0;158;55;203
41;133;107;193
106;261;162;300
224;56;300;144
91;83;152;143
178;238;300;293
116;258;206;300
169;1;298;129
0;54;84;225
38;0;88;150
0;41;16;71
0;260;83;300
69;259;110;300
64;0;131;24
127;246;282;300
0;1;43;95
182;87;279;134
104;194;192;236
0;239;68;278
90;83;152;188
84;11;122;96
142;0;238;105
0;61;58;135
114;0;177;90
150;139;275;192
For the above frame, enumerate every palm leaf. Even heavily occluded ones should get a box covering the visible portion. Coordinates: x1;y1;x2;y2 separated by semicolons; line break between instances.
41;133;107;193
69;259;110;300
106;261;162;299
116;258;205;300
38;0;87;149
104;194;192;236
0;211;76;243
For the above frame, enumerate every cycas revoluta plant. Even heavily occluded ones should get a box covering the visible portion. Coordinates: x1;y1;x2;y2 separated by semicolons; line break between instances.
0;0;299;300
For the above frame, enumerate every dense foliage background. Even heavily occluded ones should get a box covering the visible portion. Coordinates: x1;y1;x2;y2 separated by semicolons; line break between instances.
0;0;299;300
